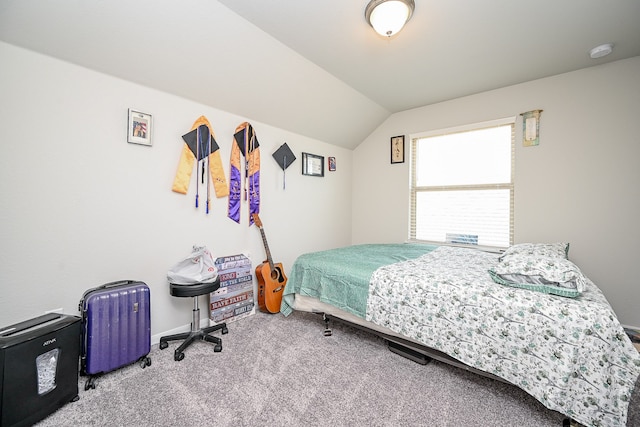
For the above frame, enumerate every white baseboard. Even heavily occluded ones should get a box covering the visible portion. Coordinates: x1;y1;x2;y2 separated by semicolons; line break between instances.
150;317;209;346
151;309;256;345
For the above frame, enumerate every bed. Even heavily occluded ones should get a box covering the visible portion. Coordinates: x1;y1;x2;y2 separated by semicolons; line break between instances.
280;243;640;427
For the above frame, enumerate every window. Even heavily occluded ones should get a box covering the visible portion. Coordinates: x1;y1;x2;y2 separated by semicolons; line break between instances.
410;118;515;248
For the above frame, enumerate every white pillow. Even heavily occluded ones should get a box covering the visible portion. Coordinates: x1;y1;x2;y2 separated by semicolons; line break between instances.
489;254;586;298
498;242;569;262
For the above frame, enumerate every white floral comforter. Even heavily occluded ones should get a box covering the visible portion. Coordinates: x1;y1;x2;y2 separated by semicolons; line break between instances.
366;246;640;427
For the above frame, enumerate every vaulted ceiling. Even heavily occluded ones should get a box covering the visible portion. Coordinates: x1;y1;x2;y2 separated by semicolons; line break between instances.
1;0;639;149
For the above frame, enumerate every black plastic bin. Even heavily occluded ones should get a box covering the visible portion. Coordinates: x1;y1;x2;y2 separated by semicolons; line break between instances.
0;313;81;427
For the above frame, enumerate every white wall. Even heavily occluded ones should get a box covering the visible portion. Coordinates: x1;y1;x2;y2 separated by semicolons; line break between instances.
0;42;352;336
3;39;638;336
352;57;640;327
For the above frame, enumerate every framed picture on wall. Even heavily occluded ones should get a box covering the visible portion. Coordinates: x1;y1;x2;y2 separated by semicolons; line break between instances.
302;152;324;177
391;135;404;164
127;109;153;146
328;157;336;171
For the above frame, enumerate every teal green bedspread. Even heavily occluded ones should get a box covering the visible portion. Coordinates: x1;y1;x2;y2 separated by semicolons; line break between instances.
280;243;437;317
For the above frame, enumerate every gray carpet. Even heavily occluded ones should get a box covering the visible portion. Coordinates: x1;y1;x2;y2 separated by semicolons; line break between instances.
36;310;639;427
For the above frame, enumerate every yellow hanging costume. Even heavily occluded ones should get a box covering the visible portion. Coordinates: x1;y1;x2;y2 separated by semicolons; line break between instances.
172;116;229;213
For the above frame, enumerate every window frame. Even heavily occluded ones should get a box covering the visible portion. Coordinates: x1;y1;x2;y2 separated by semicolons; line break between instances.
409;117;515;249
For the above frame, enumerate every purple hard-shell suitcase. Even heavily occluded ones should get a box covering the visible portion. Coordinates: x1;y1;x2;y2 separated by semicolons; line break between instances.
78;280;151;390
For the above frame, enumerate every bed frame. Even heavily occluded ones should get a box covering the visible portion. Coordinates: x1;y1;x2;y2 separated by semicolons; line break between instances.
315;311;580;426
320;312;507;380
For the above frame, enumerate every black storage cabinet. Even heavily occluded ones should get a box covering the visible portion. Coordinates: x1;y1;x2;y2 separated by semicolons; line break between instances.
0;313;81;427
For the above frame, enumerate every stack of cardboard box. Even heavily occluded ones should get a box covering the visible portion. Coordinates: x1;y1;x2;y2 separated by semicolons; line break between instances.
209;254;254;324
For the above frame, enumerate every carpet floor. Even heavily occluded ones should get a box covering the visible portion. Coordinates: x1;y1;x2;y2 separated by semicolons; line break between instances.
36;310;639;426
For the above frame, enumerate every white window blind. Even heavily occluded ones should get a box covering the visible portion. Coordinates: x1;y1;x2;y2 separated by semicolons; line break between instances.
410;119;515;248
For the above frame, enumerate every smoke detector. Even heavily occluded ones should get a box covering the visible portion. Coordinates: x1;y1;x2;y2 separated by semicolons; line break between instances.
589;43;613;59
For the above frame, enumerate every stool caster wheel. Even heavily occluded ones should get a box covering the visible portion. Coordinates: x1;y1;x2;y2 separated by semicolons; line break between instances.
159;341;168;350
214;344;222;352
222;326;228;335
174;351;185;361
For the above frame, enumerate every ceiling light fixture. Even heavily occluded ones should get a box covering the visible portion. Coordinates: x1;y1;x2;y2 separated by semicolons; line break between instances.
589;43;613;59
365;0;415;38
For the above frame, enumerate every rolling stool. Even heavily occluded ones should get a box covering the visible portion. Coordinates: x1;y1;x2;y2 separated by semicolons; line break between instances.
159;279;228;361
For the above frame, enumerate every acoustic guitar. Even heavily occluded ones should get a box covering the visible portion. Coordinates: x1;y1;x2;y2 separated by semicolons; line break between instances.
252;213;287;314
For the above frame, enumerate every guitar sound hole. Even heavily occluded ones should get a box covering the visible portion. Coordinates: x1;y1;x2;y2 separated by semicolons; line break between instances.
271;268;286;282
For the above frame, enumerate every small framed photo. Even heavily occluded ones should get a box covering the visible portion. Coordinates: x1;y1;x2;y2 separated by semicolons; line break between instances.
391;135;405;164
128;109;152;146
328;157;336;171
302;152;324;177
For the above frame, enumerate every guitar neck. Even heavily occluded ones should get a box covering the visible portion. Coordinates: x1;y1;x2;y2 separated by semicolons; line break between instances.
259;227;275;271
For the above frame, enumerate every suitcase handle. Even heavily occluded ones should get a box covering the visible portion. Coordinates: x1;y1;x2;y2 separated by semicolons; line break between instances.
98;280;138;289
78;280;140;312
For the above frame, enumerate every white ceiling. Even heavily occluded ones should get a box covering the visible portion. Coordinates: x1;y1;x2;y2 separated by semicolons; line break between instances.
1;0;639;149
